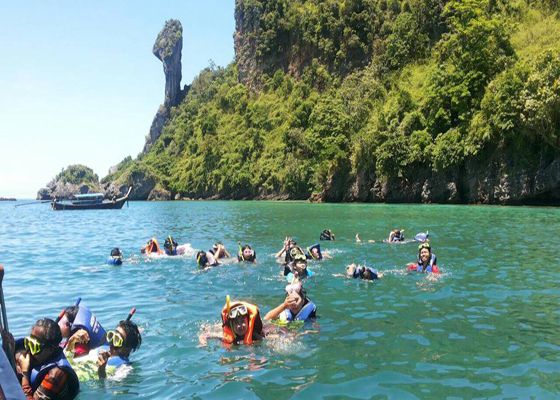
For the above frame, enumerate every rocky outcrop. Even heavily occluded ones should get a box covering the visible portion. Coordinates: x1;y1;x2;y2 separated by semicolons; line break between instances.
314;155;560;206
37;165;102;200
147;186;171;201
144;19;189;151
103;169;156;201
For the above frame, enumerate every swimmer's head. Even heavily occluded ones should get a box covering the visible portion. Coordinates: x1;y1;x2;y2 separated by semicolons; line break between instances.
418;243;431;262
361;268;375;281
293;255;307;275
241;245;253;259
196;251;208;267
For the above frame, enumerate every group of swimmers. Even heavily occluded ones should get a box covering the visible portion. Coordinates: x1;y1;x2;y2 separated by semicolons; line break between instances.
1;228;440;399
198;229;439;347
1;297;142;400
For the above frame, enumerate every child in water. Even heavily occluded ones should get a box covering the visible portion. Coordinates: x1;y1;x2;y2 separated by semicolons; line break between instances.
198;300;264;346
333;263;383;280
264;282;317;323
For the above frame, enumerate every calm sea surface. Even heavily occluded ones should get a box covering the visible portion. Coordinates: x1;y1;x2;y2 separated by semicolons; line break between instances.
1;201;559;399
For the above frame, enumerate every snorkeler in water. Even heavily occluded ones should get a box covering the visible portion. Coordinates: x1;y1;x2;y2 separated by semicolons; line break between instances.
196;250;220;268
284;254;313;282
408;243;440;274
237;244;257;264
208;242;231;259
388;229;405;243
333;263;384;280
198;299;264;346
264;282;316;323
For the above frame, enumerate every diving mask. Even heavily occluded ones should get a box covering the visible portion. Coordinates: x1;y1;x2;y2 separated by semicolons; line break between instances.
229;305;248;320
106;330;124;348
24;336;55;356
418;243;431;251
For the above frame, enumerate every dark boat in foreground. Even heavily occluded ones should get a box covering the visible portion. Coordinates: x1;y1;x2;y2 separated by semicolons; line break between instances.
52;187;132;211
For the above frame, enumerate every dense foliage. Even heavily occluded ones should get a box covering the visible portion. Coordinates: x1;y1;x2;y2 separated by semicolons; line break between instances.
55;165;99;187
107;0;560;200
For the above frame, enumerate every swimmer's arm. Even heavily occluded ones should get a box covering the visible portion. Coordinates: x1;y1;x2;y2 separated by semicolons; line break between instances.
222;248;231;258
331;273;346;278
264;302;288;321
198;324;223;346
275;248;286;258
65;329;89;353
253;258;258;264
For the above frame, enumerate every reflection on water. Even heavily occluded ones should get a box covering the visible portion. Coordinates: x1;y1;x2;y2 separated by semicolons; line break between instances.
1;201;559;399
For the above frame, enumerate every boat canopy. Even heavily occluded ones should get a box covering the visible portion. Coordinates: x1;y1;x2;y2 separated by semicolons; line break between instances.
74;193;104;200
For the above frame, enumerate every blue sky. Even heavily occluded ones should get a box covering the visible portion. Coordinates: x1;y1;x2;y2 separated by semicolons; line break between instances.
0;1;235;198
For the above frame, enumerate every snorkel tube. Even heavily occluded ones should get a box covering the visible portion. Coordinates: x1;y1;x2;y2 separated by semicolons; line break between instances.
238;242;244;261
56;297;81;323
126;308;136;322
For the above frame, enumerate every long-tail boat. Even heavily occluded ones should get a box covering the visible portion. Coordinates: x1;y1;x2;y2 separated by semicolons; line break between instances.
52;187;132;211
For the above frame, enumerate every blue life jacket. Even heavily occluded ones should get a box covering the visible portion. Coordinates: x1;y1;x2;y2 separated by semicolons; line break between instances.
305;244;322;260
96;345;131;368
30;351;80;395
285;269;313;283
107;257;122;265
352;266;379;280
283;300;317;322
392;233;404;242
414;232;429;242
71;305;107;349
416;253;437;272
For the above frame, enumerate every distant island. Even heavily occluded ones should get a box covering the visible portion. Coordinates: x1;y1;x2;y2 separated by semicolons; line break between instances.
0;197;16;201
39;1;560;205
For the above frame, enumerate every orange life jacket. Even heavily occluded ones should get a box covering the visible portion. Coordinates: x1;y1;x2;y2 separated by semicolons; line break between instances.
143;238;163;255
221;301;262;345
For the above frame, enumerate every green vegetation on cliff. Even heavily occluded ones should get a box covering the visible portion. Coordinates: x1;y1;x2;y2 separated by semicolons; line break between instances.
55;165;100;187
108;0;560;201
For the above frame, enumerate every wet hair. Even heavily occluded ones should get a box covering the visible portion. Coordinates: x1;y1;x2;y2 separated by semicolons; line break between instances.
361;269;376;281
242;245;252;251
117;320;142;352
196;251;208;267
33;318;62;346
110;248;123;257
65;306;79;324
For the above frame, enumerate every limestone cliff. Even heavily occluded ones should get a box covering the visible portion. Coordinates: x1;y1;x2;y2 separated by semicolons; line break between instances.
36;165;102;200
144;19;189;151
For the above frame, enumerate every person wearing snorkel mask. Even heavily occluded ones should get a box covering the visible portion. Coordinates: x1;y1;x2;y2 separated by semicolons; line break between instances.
408;243;440;274
264;282;317;323
198;301;264;346
346;263;383;280
276;237;303;263
96;320;142;379
237;245;257;264
208;242;231;259
196;250;220;268
8;318;80;399
107;248;123;265
284;254;313;282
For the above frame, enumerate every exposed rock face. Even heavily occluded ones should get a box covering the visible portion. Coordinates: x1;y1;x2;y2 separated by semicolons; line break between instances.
36;165;102;200
314;156;560;205
103;168;157;201
147;187;171;201
144;20;189;151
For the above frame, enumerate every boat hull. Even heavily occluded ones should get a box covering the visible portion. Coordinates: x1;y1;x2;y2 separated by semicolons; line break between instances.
52;187;131;211
52;198;127;210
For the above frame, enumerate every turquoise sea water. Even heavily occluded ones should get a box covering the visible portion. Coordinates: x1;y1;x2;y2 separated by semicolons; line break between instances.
1;201;560;399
